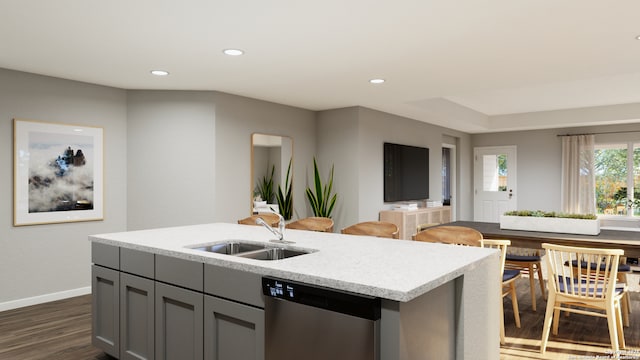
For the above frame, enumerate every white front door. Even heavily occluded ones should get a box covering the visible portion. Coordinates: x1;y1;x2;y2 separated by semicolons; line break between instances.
474;146;517;222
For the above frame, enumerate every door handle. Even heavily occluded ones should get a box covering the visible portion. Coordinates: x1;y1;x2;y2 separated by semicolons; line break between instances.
509;189;513;199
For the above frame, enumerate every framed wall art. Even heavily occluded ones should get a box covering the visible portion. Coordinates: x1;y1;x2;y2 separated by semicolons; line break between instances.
13;119;104;226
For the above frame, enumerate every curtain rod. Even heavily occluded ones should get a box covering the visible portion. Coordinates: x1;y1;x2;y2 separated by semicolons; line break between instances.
557;130;640;137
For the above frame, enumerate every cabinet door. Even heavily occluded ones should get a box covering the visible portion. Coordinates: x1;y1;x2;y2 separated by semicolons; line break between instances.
404;213;417;240
121;273;155;360
204;295;265;360
92;265;120;358
441;208;451;223
156;282;203;360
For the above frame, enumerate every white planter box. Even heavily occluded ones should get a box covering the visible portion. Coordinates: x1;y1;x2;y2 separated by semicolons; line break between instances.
499;215;600;235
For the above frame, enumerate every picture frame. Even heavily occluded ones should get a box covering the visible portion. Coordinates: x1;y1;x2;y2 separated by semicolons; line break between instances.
13;119;104;226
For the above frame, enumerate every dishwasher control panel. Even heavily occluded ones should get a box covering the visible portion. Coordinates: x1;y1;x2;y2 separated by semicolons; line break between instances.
262;277;381;320
264;278;295;299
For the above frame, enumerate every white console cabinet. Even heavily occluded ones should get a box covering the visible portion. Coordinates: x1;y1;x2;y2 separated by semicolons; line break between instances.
380;206;451;240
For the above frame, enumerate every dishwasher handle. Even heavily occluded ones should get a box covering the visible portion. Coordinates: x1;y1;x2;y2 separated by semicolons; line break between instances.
262;277;381;321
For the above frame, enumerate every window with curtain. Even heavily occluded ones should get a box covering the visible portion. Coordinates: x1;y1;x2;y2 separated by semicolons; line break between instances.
594;142;640;216
561;135;595;214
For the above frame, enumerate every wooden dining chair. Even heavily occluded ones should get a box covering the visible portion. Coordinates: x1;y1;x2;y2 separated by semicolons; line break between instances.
540;243;628;354
341;221;399;239
567;255;632;327
414;226;521;344
505;248;546;311
237;213;280;227
412;225;483;246
413;223;440;239
481;239;522;345
286;217;334;232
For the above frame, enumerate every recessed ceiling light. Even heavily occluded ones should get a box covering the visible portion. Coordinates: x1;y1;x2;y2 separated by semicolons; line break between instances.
223;49;244;56
369;78;385;84
636;35;640;40
150;70;169;76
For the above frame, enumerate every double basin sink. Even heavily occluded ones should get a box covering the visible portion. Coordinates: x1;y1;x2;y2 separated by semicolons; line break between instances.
188;241;311;261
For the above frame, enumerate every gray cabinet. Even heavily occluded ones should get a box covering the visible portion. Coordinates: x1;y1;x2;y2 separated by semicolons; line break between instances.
204;295;265;360
92;264;120;358
120;272;155;360
155;282;204;360
92;242;265;360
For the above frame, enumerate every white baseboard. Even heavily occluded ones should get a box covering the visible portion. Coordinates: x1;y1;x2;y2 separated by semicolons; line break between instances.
0;286;91;312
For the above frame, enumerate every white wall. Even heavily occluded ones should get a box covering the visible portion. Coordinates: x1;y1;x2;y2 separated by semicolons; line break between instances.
0;69;127;307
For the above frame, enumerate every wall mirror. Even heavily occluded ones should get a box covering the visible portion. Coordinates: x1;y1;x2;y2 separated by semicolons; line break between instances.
251;133;293;215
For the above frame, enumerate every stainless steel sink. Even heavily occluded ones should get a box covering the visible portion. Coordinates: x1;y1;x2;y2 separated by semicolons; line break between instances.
190;241;266;255
234;248;309;260
187;241;312;260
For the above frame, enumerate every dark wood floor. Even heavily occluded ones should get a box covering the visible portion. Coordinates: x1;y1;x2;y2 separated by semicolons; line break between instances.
0;295;109;360
501;277;640;359
0;280;638;360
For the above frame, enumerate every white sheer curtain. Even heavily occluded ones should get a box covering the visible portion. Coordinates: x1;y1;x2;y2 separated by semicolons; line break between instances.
561;135;595;214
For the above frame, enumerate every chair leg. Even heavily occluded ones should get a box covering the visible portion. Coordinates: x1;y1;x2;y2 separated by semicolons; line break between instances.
552;307;561;335
528;263;537;311
500;288;506;345
616;300;626;350
540;292;556;354
606;303;620;353
621;293;630;327
536;262;546;301
510;282;521;328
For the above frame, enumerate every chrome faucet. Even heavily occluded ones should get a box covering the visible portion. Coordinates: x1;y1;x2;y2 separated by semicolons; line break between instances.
255;213;287;242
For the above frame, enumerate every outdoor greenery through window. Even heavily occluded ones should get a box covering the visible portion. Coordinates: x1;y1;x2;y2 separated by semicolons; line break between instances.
482;154;507;192
595;143;640;216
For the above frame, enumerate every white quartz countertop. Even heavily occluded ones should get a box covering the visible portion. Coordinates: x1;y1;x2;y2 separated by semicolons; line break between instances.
90;222;498;302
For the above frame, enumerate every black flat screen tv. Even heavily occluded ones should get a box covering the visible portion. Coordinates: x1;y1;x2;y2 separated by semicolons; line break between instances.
384;142;429;202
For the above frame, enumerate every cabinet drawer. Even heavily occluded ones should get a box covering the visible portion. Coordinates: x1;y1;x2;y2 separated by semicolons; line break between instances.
156;254;203;291
121;248;155;278
92;242;119;269
204;264;264;308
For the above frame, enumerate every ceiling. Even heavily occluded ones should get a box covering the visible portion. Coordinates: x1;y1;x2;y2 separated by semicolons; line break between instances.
2;0;640;133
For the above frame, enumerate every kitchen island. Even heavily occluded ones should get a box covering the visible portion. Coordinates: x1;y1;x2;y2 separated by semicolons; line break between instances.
90;222;500;360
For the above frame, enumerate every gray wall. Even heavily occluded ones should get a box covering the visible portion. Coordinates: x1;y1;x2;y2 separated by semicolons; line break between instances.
317;107;473;232
0;69;127;306
212;92;317;223
126;91;217;230
126;91;317;230
471;123;640;212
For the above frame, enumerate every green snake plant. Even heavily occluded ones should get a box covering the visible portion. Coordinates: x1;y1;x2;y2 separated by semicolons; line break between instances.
305;158;337;218
276;159;293;220
255;164;275;203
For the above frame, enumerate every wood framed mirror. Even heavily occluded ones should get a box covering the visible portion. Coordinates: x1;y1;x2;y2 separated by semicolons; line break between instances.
251;133;293;216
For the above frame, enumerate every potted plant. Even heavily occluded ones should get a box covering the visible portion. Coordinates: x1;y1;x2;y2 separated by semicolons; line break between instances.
276;159;293;220
255;164;275;204
305;157;337;218
500;210;599;235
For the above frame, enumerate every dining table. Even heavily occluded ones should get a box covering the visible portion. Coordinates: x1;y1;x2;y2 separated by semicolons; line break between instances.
447;221;640;259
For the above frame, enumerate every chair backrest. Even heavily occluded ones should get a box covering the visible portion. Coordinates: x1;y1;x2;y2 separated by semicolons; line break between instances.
286;217;334;232
415;223;440;237
238;213;280;227
481;239;510;276
542;243;623;301
412;226;482;246
341;221;399;239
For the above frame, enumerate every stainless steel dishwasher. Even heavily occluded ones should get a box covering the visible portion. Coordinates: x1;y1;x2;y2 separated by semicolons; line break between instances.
262;277;381;360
